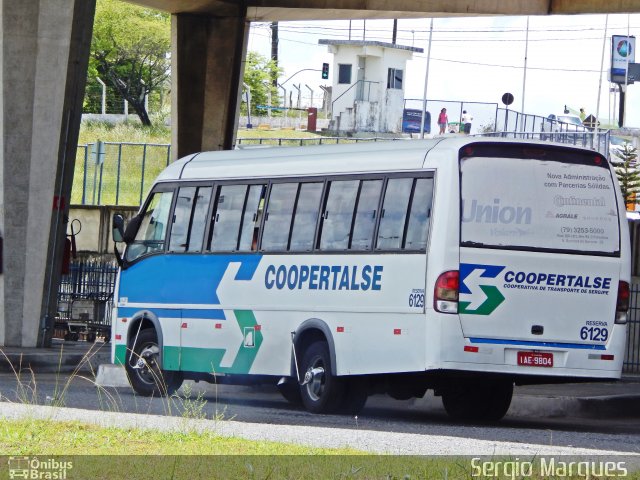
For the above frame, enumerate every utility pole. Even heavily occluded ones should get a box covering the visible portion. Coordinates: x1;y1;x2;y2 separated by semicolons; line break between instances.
270;22;279;88
392;19;397;44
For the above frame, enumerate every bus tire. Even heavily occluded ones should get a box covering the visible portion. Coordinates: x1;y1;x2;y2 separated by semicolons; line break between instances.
277;380;303;406
299;341;344;414
125;328;183;397
442;380;513;422
338;377;368;415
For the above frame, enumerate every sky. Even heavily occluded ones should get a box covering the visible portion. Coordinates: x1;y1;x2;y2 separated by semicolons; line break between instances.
247;13;640;129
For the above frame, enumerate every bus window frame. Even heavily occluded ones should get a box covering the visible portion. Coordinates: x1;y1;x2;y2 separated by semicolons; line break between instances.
129;171;435;264
123;184;177;266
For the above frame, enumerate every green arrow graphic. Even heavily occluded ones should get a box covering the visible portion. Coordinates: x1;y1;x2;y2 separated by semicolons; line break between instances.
459;285;505;315
230;310;263;373
166;310;263;374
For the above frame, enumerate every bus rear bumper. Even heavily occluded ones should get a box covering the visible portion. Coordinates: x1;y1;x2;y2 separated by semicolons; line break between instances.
436;324;627;381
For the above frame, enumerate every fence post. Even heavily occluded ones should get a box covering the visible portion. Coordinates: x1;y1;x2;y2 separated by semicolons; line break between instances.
81;146;88;205
97;158;105;205
139;144;147;206
91;143;98;205
116;143;122;206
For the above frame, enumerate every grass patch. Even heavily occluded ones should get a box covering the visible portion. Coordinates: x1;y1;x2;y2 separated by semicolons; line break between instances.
0;418;360;455
2;419;638;479
74;122;329;206
236;128;320;139
0;419;474;479
73;121;402;206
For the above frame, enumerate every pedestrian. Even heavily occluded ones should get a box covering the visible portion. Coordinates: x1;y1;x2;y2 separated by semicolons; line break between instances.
579;108;586;121
461;110;473;134
438;108;448;135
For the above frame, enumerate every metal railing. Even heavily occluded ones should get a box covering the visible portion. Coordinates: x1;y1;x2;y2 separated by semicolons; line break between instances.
56;258;118;342
331;80;379;116
626;282;640;373
74;142;171;206
494;108;611;157
236;136;402;147
479;130;610;157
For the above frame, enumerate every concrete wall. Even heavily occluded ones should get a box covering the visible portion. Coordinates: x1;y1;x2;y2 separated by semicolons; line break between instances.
69;206;139;255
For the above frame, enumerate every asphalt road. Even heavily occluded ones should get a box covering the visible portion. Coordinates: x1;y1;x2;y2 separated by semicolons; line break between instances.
0;372;639;455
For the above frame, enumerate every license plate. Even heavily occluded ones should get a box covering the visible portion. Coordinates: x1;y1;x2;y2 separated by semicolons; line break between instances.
517;351;553;367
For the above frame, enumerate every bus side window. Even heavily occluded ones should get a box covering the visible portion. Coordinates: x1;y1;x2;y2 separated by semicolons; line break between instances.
187;186;213;252
376;178;413;250
209;185;246;252
404;178;434;250
125;190;174;262
238;184;266;252
290;182;323;251
319;180;359;251
350;179;383;250
168;187;196;252
262;183;298;251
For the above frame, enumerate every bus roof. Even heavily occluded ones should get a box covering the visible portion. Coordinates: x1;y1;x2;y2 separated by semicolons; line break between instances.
157;138;444;182
155;137;600;183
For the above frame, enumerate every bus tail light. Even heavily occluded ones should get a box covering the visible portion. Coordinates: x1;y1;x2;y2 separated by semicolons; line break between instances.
615;281;630;324
434;270;459;314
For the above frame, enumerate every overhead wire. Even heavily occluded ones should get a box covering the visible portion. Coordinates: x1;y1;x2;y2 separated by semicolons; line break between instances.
250;16;638;75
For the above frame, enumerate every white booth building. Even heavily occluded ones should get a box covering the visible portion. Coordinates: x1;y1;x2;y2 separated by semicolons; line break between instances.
319;39;423;133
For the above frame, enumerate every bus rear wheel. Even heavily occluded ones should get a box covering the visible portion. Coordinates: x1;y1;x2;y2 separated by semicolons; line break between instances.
299;341;345;413
126;328;183;397
441;380;513;422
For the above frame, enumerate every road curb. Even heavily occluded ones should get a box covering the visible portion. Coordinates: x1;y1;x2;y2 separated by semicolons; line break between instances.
95;364;130;388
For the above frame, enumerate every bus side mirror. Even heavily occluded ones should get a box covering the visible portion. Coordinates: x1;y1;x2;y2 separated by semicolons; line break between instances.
112;214;125;243
123;215;142;244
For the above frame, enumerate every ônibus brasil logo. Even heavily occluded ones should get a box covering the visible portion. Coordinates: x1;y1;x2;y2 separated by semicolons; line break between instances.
459;263;505;315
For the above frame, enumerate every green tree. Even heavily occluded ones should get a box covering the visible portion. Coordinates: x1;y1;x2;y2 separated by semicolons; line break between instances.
89;0;170;125
242;52;282;116
611;142;640;209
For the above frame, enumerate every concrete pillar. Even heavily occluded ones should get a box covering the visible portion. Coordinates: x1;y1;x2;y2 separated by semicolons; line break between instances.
171;10;249;158
0;0;95;347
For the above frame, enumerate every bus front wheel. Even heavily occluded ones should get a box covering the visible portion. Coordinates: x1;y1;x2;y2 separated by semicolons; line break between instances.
299;341;345;413
441;380;513;422
126;328;183;397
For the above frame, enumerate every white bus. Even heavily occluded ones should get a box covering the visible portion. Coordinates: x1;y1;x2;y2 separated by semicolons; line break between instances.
111;137;630;421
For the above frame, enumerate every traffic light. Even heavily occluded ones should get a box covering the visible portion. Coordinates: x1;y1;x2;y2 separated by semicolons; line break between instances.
321;63;329;80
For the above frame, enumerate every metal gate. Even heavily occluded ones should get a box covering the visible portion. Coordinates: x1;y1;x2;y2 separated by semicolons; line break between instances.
57;258;117;342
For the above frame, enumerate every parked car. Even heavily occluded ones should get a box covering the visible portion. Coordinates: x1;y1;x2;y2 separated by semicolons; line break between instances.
546;113;588;132
542;113;588;142
402;108;431;134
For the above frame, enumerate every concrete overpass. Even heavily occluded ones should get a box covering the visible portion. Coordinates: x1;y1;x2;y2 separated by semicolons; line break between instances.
2;0;640;347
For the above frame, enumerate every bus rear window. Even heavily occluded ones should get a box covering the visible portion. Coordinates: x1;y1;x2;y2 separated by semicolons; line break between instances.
460;148;620;256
